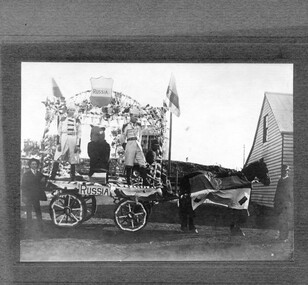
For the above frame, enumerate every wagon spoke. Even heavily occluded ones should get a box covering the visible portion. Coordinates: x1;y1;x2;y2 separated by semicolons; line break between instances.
55;212;65;219
71;207;82;212
70;212;79;222
118;215;129;219
53;202;65;210
58;214;65;224
134;212;145;217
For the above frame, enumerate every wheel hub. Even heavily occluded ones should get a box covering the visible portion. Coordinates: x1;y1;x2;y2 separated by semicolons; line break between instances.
128;212;134;219
64;207;71;215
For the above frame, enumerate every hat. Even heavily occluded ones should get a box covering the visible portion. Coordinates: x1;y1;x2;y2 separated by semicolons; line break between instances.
28;158;40;167
66;101;76;110
129;107;140;116
282;164;290;171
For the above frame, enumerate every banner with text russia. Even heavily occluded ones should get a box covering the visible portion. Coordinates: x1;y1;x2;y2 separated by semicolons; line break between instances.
90;76;114;107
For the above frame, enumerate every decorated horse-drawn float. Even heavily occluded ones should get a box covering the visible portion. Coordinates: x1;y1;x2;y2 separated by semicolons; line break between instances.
47;166;175;232
45;158;270;234
26;77;270;234
38;78;178;232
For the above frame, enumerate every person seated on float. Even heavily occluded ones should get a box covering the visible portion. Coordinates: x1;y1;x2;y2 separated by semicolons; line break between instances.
146;139;163;181
145;139;173;194
120;107;149;186
87;125;111;182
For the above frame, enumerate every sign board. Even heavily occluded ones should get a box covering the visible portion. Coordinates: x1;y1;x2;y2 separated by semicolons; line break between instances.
78;182;111;196
90;76;114;107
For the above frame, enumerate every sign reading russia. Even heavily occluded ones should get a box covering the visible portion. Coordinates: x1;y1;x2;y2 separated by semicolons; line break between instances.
78;182;110;196
90;76;114;107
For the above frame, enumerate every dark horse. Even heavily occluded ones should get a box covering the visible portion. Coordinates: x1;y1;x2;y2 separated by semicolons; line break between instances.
178;158;271;235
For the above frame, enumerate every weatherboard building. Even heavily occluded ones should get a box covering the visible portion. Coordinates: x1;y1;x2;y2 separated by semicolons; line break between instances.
245;92;293;208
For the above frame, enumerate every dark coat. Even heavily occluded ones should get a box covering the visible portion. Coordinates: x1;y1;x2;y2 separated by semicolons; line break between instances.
274;176;293;215
146;150;156;165
87;140;111;175
21;170;47;203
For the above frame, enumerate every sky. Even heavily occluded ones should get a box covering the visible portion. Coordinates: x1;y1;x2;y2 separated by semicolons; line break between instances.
21;63;293;170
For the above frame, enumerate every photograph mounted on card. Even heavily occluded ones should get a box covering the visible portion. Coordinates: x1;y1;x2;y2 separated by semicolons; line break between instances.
19;62;294;262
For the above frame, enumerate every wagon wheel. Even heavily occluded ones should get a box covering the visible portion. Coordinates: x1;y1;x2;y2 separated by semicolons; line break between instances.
82;195;97;222
49;193;86;227
114;200;147;232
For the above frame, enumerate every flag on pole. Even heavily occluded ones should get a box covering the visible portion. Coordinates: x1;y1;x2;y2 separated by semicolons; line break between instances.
52;78;65;99
90;76;114;107
165;74;180;117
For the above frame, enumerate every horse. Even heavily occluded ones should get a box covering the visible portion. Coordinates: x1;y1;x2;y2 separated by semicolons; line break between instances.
178;158;271;235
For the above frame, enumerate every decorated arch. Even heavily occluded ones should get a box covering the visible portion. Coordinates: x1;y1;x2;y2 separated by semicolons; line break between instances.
40;88;168;176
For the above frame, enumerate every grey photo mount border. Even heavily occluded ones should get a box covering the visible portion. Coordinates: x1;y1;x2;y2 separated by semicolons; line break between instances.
1;37;308;284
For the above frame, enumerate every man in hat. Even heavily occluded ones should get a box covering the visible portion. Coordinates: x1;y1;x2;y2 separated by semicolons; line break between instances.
274;164;293;241
50;102;81;181
21;158;47;229
121;107;149;186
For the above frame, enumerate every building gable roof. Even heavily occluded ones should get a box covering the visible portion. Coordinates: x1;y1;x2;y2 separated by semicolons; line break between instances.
265;92;293;133
245;92;293;167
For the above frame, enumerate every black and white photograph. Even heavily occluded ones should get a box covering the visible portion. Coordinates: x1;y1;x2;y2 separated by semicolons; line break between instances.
2;1;308;284
20;62;294;262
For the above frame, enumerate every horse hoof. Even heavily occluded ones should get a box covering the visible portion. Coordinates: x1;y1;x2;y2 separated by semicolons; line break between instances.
231;230;245;237
180;226;188;232
189;228;199;234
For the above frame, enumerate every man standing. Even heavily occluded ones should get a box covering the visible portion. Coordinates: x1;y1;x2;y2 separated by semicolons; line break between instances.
121;107;149;186
21;158;47;230
274;164;293;241
50;102;81;181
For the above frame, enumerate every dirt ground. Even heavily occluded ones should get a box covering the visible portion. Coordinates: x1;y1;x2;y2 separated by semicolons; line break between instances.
20;196;294;262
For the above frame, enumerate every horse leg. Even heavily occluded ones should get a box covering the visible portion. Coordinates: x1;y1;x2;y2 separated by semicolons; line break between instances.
188;215;198;233
179;196;191;231
230;209;245;236
185;197;198;233
179;199;188;231
188;206;199;233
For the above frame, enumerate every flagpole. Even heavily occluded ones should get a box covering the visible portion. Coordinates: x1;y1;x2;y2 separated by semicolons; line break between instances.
168;111;172;177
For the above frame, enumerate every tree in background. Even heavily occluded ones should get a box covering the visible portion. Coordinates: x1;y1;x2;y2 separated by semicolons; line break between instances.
22;139;41;157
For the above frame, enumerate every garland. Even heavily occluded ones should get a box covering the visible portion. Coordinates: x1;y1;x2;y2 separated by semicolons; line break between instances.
41;91;168;175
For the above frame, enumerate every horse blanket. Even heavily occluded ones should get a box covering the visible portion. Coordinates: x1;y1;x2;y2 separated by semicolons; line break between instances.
188;172;251;210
